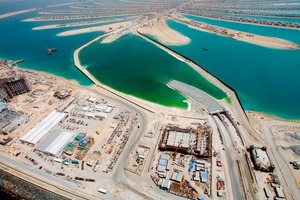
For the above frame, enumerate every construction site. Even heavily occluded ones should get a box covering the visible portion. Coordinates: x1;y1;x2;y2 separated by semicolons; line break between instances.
150;122;213;199
125;145;150;175
158;123;212;159
248;145;275;172
0;61;30;136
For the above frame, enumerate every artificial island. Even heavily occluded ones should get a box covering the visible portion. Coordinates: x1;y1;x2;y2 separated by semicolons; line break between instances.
0;0;300;200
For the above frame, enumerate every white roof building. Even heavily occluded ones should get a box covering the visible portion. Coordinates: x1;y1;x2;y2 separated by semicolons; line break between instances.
88;97;96;102
35;129;73;157
20;111;66;145
95;104;108;111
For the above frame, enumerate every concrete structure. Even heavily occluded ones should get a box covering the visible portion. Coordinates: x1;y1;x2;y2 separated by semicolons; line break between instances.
54;90;70;99
159;124;212;158
0;75;30;99
166;131;191;148
0;101;6;112
167;80;223;113
0;106;28;135
20;111;66;145
35;129;73;156
249;146;274;172
0;86;9;102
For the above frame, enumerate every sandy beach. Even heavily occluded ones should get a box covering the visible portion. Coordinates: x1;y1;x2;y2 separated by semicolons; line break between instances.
33;17;136;30
57;20;135;37
0;8;38;19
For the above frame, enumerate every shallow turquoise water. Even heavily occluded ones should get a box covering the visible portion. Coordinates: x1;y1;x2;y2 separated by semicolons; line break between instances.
164;19;300;119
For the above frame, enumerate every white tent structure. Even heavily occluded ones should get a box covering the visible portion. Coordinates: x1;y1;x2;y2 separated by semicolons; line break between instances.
35;129;73;157
20;111;66;145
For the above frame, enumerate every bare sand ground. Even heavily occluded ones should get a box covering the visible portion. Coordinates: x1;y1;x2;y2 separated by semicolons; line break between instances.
246;111;300;187
137;17;190;45
172;14;299;49
33;17;136;30
57;17;190;46
0;8;38;19
46;2;76;8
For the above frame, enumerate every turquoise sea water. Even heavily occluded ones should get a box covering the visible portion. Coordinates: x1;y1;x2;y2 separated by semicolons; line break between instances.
164;19;300;119
1;1;300;119
0;9;105;85
78;34;227;108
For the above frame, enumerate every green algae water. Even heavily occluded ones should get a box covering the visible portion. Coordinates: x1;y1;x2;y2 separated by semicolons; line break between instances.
78;34;227;108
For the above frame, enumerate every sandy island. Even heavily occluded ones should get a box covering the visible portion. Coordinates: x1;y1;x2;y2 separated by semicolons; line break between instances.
46;2;77;8
0;8;39;19
57;20;135;37
33;17;137;30
172;14;299;49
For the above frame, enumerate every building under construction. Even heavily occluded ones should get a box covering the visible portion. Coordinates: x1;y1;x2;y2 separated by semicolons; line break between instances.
158;124;212;158
0;102;28;135
0;74;30;102
248;145;275;172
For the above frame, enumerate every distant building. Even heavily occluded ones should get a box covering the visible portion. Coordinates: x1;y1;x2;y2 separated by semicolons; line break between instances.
0;75;30;101
5;77;30;96
54;90;70;100
0;86;9;102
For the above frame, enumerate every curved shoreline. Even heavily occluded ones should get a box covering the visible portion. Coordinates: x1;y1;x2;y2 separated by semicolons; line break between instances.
72;20;300;121
73;33;155;113
73;30;263;141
